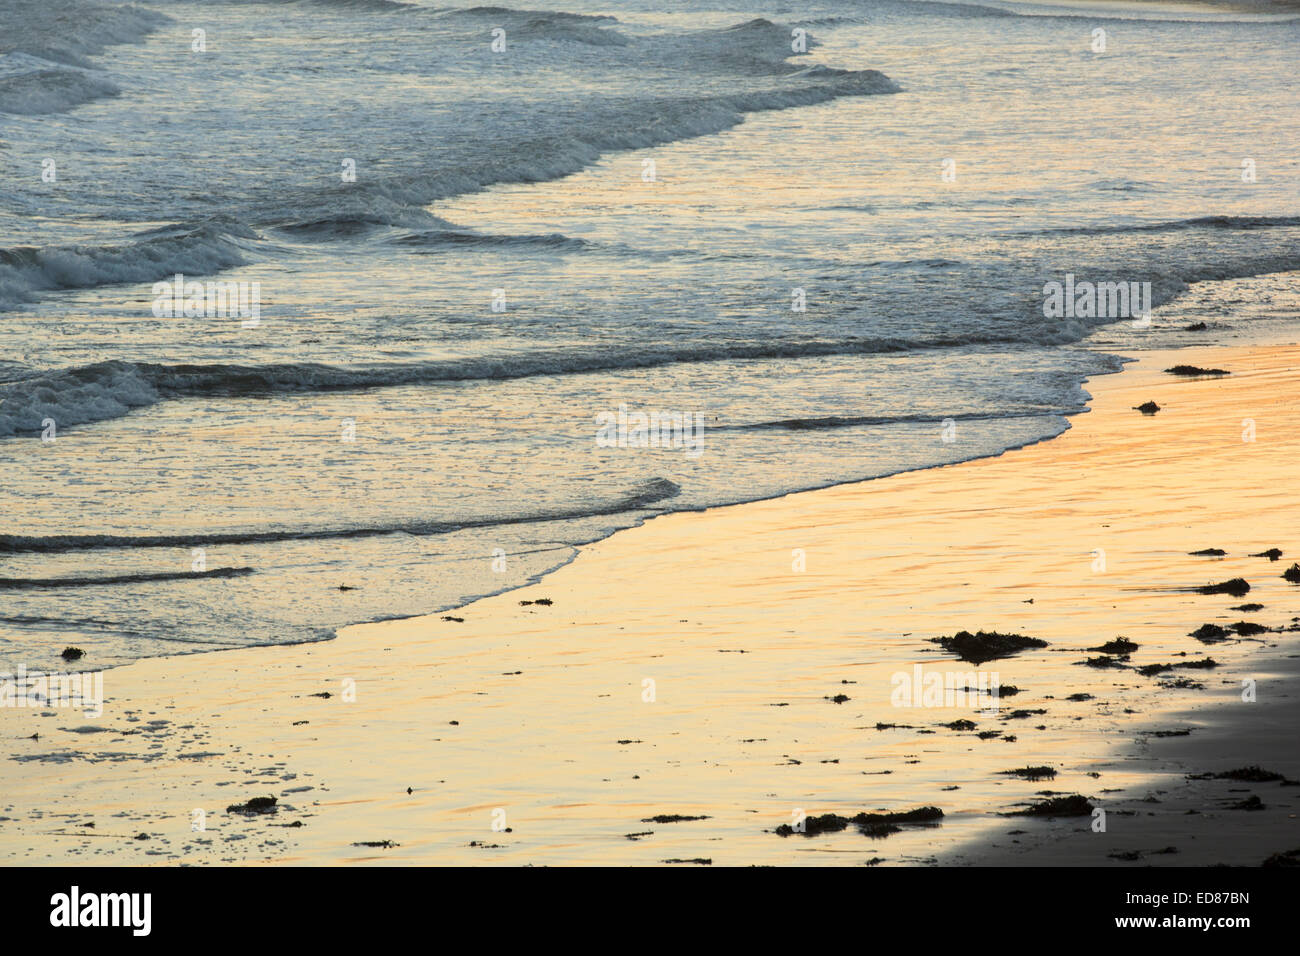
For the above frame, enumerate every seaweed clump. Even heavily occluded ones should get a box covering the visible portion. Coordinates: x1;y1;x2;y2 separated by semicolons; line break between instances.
999;766;1057;781
1139;658;1218;676
227;796;278;815
1189;623;1229;643
1010;795;1094;817
1088;637;1139;655
1197;578;1250;597
775;807;943;838
930;630;1047;665
1208;766;1285;783
852;807;943;838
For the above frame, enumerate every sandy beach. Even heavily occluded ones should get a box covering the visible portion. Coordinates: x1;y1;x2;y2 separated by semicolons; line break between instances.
3;338;1297;866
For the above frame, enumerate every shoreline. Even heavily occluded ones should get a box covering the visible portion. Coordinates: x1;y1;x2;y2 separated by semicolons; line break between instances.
3;340;1298;865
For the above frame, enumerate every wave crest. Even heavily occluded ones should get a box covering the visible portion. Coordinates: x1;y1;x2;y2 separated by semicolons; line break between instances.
0;223;251;310
0;478;683;553
0;0;169;71
0;57;120;114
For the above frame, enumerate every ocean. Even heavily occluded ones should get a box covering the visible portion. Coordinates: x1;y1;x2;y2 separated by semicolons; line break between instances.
2;0;1298;671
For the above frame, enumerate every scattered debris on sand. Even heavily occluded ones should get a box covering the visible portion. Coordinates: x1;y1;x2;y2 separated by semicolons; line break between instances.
1283;564;1300;584
662;858;711;865
1165;365;1229;377
1232;603;1264;612
930;630;1048;664
1250;548;1283;561
641;814;710;824
1189;548;1225;556
61;647;84;661
353;840;398;848
1263;848;1300;867
1160;676;1205;689
1134;401;1160;415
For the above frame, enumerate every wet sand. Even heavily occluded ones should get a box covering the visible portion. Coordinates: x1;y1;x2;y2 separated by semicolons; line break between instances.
2;342;1298;866
946;652;1300;866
